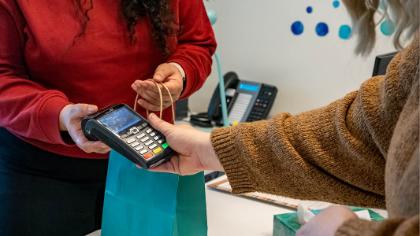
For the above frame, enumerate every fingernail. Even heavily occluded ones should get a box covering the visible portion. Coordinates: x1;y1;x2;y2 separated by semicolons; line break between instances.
88;106;97;113
149;113;157;120
153;74;162;81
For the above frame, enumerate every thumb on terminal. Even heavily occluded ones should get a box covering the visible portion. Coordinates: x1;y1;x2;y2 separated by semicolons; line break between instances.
148;113;173;136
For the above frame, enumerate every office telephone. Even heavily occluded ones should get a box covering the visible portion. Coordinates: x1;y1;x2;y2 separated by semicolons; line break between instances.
190;72;277;127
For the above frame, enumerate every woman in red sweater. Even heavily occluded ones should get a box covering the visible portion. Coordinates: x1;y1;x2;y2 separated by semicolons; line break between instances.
0;0;216;235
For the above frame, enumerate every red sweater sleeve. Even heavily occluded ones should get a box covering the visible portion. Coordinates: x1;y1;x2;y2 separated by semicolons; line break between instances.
0;1;70;144
168;0;217;99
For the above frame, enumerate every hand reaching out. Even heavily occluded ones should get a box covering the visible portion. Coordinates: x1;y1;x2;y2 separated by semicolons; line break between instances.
144;113;224;175
132;63;184;111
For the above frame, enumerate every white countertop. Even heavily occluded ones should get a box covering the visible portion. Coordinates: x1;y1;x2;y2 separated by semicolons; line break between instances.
205;186;291;236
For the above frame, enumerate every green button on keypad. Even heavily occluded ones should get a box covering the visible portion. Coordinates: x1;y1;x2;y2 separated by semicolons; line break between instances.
162;143;169;149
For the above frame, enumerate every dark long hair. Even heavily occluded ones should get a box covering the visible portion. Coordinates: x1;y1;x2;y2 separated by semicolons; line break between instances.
74;0;173;55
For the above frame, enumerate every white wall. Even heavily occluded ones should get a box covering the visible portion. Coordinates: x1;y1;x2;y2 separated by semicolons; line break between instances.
189;0;396;116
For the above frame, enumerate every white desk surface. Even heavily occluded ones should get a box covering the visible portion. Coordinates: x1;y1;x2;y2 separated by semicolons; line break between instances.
205;186;291;236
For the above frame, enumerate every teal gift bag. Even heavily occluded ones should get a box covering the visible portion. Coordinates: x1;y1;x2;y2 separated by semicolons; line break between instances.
101;151;207;236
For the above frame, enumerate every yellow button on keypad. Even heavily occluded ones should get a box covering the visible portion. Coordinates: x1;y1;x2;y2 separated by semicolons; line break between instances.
153;147;163;154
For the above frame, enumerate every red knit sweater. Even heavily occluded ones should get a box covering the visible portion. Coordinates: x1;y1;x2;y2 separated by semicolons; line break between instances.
0;0;216;159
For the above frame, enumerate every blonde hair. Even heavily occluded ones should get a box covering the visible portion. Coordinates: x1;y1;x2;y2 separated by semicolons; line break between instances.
343;0;419;55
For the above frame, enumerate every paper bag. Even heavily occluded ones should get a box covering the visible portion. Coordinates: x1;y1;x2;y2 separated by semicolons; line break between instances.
101;151;207;236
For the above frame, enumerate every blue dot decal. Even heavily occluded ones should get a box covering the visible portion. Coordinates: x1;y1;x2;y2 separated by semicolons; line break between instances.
289;1;354;40
338;24;352;39
306;6;313;14
291;21;304;35
380;20;395;36
315;22;329;37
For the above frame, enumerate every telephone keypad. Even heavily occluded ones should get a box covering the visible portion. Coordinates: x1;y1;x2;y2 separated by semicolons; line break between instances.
246;86;277;122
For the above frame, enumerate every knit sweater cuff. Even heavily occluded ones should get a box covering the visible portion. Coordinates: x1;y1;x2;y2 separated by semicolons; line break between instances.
335;218;372;236
211;127;256;194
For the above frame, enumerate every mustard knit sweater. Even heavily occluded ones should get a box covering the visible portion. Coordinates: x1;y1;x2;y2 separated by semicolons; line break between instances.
211;37;419;235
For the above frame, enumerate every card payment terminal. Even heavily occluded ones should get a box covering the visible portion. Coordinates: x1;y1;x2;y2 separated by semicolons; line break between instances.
82;104;174;168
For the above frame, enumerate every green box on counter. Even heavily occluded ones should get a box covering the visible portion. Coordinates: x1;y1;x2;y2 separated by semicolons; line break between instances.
273;207;385;236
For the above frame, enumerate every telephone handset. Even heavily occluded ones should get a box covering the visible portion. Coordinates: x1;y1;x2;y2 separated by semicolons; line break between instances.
207;71;240;125
190;72;239;127
190;72;277;127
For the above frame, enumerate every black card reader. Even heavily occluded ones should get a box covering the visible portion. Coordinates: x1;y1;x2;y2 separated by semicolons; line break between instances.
81;104;174;168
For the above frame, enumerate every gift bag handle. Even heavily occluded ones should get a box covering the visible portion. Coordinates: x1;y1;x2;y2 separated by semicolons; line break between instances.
134;81;175;123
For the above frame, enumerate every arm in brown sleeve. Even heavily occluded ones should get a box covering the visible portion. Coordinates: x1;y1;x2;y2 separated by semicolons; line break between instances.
210;63;412;208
